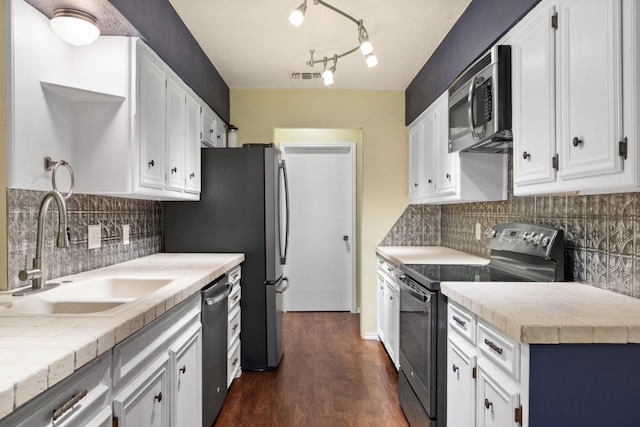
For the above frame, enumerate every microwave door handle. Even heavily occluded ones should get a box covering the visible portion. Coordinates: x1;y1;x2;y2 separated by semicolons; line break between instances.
467;75;479;140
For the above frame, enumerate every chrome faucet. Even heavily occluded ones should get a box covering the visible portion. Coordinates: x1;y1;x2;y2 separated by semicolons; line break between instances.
14;190;70;296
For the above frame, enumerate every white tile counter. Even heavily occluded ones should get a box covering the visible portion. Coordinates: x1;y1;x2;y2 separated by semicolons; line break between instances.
442;281;640;345
0;253;244;418
376;246;489;266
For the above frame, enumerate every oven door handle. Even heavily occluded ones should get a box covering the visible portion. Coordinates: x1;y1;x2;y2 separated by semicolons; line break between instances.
397;276;432;304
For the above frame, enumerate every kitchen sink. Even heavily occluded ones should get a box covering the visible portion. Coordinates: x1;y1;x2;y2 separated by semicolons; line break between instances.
5;300;126;315
0;277;175;316
50;278;173;299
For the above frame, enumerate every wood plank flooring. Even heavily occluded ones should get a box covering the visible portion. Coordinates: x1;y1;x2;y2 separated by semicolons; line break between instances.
213;312;409;427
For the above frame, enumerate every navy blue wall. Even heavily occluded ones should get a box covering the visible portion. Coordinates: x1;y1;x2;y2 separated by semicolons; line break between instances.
405;0;540;125
109;0;230;124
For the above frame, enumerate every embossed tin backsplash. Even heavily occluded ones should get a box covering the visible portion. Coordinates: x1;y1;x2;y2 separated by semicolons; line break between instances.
7;189;161;290
382;189;640;299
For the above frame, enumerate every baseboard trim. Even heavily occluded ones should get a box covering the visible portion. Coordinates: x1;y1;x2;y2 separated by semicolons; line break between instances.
362;333;381;341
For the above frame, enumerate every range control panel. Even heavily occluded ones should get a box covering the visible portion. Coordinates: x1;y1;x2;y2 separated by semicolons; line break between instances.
485;222;564;258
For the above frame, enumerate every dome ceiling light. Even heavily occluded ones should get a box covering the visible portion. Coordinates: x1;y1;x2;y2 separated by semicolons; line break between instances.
50;8;100;46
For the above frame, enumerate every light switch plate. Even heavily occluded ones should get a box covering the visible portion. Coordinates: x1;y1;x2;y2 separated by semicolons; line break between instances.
475;223;482;241
123;224;130;245
88;224;101;249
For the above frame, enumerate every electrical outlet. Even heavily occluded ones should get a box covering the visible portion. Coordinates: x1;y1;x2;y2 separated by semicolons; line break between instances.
475;223;482;241
88;224;102;249
123;224;130;245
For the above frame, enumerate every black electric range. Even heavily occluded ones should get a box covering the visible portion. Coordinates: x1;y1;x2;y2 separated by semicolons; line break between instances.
396;222;565;427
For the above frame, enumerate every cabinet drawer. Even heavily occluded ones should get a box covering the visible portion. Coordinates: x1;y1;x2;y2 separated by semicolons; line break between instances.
227;267;241;285
0;352;112;427
448;302;477;345
228;283;241;312
227;340;241;387
477;321;520;381
228;306;241;347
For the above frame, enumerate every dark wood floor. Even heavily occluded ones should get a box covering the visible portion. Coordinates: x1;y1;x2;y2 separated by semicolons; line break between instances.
213;312;409;427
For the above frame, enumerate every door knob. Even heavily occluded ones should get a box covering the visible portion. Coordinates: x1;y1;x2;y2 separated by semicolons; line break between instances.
343;235;349;241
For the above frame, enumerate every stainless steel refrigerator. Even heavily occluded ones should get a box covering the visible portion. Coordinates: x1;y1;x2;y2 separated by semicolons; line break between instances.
163;144;290;371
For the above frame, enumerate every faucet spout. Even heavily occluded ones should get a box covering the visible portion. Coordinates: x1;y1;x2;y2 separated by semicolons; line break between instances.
17;190;69;293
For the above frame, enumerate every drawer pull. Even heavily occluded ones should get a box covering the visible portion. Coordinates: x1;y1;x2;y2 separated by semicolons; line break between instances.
232;357;239;366
233;323;239;331
232;295;239;303
452;316;466;327
52;389;87;421
452;364;459;373
155;392;163;403
231;273;240;282
484;398;493;410
484;338;504;355
180;365;186;374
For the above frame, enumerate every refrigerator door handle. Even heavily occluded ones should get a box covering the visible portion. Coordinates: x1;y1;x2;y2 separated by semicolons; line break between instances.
276;277;290;294
278;159;291;265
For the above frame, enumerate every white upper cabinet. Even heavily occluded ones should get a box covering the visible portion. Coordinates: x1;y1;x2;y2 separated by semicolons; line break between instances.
138;45;168;190
512;0;638;196
6;0;227;200
408;92;507;204
165;74;187;191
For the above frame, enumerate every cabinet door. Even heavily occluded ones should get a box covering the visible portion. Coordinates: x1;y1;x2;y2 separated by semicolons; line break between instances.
420;111;437;198
185;94;201;194
477;364;520;427
434;95;457;197
388;284;400;368
165;77;186;191
113;357;169;427
377;272;385;340
512;4;557;187
558;0;623;180
447;338;476;427
171;327;202;427
137;45;166;189
408;123;422;200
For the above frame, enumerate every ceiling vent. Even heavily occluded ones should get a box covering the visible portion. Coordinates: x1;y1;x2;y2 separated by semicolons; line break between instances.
289;72;322;80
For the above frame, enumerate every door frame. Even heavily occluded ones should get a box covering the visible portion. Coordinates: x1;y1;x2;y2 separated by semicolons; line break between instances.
280;142;357;313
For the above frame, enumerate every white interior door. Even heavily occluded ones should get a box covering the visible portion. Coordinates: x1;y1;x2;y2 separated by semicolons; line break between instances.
282;143;356;312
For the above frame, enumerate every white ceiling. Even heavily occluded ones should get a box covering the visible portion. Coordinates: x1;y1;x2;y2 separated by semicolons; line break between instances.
167;0;472;90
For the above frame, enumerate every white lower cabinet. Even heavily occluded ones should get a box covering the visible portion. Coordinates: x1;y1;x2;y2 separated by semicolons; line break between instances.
0;352;112;427
477;362;521;427
113;355;170;427
170;324;202;427
447;302;525;427
376;256;399;369
112;294;202;427
447;337;477;427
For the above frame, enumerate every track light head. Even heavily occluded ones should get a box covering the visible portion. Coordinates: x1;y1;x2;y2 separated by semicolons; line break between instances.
289;2;307;26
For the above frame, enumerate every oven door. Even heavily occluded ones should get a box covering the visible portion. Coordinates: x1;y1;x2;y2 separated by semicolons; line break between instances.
398;275;438;419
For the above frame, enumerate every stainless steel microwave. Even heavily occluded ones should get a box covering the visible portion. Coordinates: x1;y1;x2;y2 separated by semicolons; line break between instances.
448;45;512;153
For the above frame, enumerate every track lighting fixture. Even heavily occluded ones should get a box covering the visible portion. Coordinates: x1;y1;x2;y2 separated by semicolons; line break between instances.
289;0;377;85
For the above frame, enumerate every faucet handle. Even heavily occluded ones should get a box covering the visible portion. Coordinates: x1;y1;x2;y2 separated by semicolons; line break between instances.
18;255;42;282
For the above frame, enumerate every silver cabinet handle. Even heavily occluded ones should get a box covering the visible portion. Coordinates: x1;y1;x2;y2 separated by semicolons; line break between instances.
453;316;466;327
52;389;87;421
484;338;504;355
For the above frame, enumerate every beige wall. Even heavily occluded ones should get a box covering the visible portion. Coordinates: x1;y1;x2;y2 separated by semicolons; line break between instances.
231;89;408;337
1;1;8;291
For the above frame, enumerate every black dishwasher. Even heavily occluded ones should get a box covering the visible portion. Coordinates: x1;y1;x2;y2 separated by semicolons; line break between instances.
201;275;230;427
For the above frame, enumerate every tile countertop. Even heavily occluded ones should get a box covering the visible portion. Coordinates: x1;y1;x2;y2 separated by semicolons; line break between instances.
376;245;489;266
0;253;244;418
442;281;640;345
